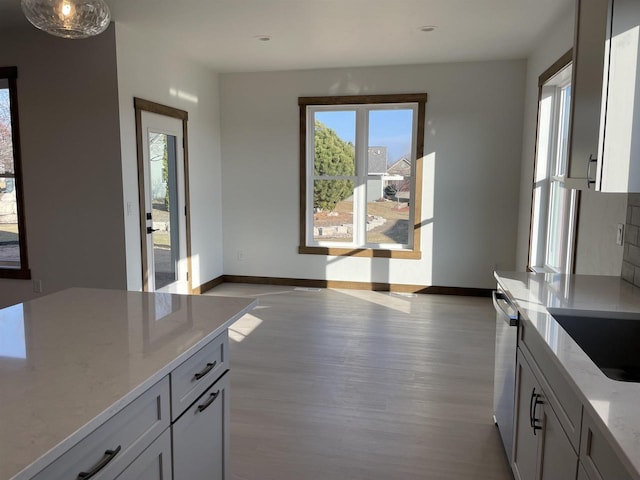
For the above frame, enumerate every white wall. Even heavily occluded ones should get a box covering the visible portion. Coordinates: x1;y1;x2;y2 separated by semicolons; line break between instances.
515;6;627;275
574;191;626;274
115;24;224;291
0;25;126;309
220;61;526;289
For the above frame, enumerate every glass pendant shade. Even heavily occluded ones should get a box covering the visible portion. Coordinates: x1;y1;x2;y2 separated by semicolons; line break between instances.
21;0;111;39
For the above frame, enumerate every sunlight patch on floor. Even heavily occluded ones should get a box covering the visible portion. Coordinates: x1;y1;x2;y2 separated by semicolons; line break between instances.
229;313;263;342
334;288;413;314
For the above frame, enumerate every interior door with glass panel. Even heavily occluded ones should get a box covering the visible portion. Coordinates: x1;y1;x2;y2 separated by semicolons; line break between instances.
140;111;188;293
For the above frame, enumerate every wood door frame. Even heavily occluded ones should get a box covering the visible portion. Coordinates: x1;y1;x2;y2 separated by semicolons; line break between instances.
134;97;193;293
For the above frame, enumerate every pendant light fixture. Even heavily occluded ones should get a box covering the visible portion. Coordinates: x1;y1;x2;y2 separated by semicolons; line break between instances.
21;0;111;39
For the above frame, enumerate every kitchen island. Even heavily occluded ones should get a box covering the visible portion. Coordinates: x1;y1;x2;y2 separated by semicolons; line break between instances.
495;272;640;480
0;288;257;480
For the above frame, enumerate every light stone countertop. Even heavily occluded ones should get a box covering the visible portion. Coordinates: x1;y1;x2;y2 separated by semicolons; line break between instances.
495;271;640;479
0;288;257;480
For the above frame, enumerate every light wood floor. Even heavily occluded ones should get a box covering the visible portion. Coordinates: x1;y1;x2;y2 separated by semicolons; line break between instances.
205;284;513;480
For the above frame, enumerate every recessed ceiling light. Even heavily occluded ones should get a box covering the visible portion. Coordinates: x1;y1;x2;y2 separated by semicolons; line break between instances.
419;25;437;32
254;35;271;42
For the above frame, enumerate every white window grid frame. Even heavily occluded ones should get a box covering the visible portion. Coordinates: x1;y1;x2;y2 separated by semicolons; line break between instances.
531;66;579;274
305;102;419;250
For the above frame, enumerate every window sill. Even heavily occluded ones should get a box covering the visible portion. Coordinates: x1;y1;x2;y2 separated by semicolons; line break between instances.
299;246;421;259
0;268;31;280
529;265;562;274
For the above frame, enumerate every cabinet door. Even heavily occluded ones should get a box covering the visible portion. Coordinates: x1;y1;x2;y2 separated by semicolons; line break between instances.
173;372;229;480
512;354;541;480
580;410;635;480
577;462;591;480
539;402;578;480
598;0;640;192
566;0;610;188
115;429;171;480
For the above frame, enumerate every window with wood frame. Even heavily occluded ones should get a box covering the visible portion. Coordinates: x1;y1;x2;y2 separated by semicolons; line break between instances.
0;67;30;279
298;94;426;259
529;52;579;273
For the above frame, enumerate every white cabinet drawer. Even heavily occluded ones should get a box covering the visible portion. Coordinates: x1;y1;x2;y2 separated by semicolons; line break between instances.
171;330;228;420
172;372;229;480
519;320;583;451
580;410;635;480
32;377;170;480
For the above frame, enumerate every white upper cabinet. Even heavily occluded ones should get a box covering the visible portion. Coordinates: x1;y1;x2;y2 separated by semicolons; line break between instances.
567;0;640;192
565;0;609;190
598;0;640;191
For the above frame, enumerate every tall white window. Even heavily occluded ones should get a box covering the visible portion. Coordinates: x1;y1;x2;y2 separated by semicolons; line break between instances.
529;58;578;273
298;94;426;259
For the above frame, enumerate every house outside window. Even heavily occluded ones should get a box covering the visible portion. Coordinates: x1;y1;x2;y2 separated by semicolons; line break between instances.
298;94;427;259
0;67;30;279
529;54;578;273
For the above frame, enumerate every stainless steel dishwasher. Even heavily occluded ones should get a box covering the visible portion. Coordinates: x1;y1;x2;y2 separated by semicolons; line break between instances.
492;286;518;464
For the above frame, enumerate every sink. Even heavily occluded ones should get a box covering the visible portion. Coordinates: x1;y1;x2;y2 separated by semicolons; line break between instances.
548;308;640;383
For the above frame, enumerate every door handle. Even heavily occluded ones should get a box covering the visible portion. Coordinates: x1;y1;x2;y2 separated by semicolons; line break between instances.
587;154;597;189
146;226;158;234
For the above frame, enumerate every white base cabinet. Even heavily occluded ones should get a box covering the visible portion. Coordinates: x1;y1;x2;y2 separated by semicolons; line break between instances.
25;331;231;480
172;372;230;480
512;351;578;480
31;378;171;480
580;410;634;480
510;317;638;480
114;430;172;480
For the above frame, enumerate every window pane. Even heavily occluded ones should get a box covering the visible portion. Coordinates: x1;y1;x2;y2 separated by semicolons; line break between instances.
555;84;571;176
149;132;179;290
0;88;15;175
366;177;410;245
546;181;571;271
366;109;414;245
368;109;414;169
313;179;354;242
313;111;355;177
0;179;20;266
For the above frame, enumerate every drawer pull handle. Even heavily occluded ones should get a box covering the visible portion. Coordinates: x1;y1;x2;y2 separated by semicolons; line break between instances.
194;361;217;380
76;445;121;479
197;390;221;413
529;388;543;435
528;388;536;427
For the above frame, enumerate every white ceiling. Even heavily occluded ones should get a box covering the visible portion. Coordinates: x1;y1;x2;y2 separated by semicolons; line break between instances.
0;0;573;73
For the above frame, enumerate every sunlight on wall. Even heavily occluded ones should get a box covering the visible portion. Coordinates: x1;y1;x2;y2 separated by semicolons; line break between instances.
421;152;436;285
422;152;435;221
328;73;375;95
228;313;263;342
169;88;199;104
